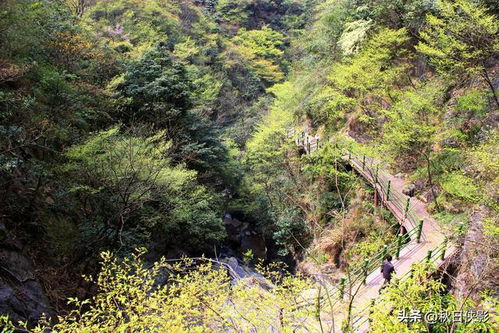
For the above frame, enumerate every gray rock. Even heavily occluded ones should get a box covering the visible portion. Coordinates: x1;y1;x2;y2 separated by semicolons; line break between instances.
0;223;21;251
0;249;51;324
0;223;7;242
223;257;246;279
0;250;35;282
231;218;243;228
241;235;267;260
452;207;498;300
441;136;460;148
402;183;416;197
413;179;426;192
221;257;271;289
423;186;441;204
223;213;232;225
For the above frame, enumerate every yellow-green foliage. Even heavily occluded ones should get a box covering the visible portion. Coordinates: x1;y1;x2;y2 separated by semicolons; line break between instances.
229;26;286;83
440;172;480;202
64;127;194;195
468;130;499;185
381;79;444;159
2;249;325;332
330;27;410;99
246;81;296;172
83;0;181;57
313;27;411;132
418;0;498;77
338;19;372;56
295;0;349;60
369;263;498;332
62;127;225;251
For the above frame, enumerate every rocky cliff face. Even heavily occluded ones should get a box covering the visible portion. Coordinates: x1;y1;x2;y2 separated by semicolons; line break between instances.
0;223;50;324
451;207;498;301
223;213;267;260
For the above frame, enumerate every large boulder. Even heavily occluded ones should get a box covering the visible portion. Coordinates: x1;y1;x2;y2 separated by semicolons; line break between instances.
241;234;267;260
221;257;272;290
0;228;50;325
420;185;441;204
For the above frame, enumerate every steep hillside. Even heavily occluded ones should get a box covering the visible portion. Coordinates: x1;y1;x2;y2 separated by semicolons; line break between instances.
244;0;498;330
0;0;310;323
0;0;497;331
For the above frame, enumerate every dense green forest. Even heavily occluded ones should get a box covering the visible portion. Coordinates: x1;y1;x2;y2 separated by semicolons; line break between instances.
0;0;497;331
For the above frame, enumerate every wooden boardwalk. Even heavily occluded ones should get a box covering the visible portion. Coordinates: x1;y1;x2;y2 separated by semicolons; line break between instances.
294;131;453;331
345;156;451;331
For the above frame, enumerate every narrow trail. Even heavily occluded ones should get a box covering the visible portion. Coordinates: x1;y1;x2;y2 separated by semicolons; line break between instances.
293;131;454;331
345;155;453;331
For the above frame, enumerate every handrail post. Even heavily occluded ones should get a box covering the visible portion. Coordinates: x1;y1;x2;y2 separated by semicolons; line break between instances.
396;235;403;259
386;180;391;201
440;238;448;260
307;136;310;153
417;220;424;243
426;250;433;262
369;298;376;323
362;155;366;170
404;197;410;218
339;278;346;300
363;258;369;285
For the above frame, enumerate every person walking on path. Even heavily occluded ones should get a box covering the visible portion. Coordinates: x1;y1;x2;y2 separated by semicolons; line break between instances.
398;224;410;244
379;255;395;292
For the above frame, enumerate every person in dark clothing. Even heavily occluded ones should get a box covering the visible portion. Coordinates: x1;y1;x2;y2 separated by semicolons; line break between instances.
398;224;410;244
379;255;395;292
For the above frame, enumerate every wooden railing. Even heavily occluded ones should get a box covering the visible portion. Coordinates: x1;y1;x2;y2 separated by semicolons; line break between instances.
349;240;453;331
290;129;454;329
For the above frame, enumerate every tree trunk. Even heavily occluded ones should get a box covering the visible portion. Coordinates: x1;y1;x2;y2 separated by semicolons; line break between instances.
482;69;499;109
425;153;440;211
